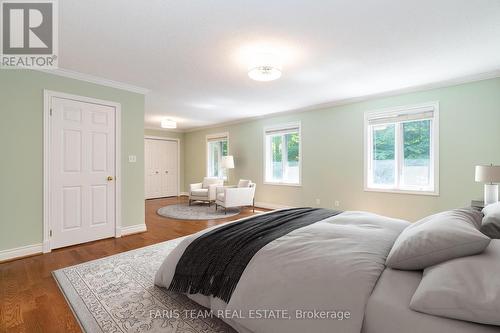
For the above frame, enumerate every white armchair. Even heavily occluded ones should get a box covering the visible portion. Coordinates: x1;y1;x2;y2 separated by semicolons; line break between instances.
215;179;256;213
189;177;224;206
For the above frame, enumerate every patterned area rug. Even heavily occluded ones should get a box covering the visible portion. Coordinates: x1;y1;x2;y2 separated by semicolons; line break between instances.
157;203;240;220
53;238;235;333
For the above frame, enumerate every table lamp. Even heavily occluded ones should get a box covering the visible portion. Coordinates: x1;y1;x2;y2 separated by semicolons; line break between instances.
475;164;500;205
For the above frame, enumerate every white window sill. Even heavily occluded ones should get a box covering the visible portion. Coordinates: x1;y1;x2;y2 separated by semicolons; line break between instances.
364;187;439;196
264;181;302;187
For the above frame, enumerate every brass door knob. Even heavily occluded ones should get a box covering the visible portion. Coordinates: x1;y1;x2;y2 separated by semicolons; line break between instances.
107;176;114;181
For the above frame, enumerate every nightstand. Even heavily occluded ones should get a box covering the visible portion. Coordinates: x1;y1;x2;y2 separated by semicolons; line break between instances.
471;200;485;210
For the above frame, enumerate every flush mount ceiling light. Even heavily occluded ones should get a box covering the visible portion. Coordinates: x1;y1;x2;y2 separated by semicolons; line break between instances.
248;65;282;81
248;52;282;82
161;118;177;129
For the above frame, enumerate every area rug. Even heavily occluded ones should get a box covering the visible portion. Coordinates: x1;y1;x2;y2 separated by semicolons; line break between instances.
53;238;235;333
157;203;240;220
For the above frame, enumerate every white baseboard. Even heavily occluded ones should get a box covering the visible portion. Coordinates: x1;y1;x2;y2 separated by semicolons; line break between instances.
179;192;189;196
254;201;295;210
0;243;43;262
121;224;147;236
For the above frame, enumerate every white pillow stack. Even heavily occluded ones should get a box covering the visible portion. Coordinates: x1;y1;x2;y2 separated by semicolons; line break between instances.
410;240;500;326
385;208;490;270
386;207;500;326
480;202;500;238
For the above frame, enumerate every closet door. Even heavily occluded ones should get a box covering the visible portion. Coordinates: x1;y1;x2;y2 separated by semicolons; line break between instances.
158;140;170;197
145;139;160;199
164;140;178;196
145;138;178;199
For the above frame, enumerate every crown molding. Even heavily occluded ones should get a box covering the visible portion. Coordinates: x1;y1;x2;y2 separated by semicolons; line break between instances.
36;68;150;95
183;69;500;133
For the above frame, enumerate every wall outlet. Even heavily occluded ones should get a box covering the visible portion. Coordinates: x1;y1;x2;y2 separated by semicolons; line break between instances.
315;198;321;205
334;200;340;207
128;155;137;163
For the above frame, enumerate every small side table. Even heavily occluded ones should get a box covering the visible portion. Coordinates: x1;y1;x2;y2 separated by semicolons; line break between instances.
471;200;484;210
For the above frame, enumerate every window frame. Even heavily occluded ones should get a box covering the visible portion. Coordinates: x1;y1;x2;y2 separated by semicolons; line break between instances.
363;102;439;196
263;122;302;187
206;132;229;180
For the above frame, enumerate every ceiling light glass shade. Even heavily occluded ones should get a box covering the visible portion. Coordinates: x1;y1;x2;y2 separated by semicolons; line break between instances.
161;119;177;129
248;66;282;81
248;52;282;81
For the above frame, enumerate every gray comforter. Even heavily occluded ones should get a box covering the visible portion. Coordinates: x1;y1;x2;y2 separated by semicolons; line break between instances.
155;211;408;333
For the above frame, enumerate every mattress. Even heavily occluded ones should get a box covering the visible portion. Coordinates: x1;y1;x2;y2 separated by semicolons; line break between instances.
362;268;500;333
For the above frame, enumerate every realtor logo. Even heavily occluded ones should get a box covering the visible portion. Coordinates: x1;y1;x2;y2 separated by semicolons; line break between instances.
1;0;58;68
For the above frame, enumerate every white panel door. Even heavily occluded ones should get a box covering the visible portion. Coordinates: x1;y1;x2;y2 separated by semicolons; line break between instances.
144;139;155;198
144;139;178;199
164;140;178;196
50;97;116;249
158;140;169;197
145;139;162;199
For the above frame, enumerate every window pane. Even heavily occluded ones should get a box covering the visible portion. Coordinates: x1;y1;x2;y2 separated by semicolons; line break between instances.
271;135;283;181
284;133;299;183
372;124;395;186
207;139;228;179
265;127;301;185
221;140;228;156
221;140;228;179
402;120;431;187
208;141;219;177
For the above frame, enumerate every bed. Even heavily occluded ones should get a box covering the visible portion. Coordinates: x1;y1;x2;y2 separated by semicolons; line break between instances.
155;208;500;333
363;268;499;333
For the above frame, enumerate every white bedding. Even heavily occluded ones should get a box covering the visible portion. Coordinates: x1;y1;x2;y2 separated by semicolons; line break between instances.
155;210;500;333
363;268;500;333
155;211;408;333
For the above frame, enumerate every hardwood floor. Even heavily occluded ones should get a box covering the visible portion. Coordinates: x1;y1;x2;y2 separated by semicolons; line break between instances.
0;197;266;333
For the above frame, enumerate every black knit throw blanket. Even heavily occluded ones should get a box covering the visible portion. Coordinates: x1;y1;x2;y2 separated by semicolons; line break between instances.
167;207;342;302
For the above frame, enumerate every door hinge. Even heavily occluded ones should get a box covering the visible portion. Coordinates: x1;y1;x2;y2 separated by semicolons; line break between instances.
49;108;52;116
49;230;52;237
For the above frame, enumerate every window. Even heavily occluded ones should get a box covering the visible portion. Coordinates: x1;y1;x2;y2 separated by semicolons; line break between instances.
364;103;439;195
207;133;228;179
264;123;301;185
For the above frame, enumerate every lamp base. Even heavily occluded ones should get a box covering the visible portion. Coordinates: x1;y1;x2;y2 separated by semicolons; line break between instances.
484;184;499;206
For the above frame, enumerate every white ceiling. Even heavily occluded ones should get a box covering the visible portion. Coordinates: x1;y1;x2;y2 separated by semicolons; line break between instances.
58;0;500;130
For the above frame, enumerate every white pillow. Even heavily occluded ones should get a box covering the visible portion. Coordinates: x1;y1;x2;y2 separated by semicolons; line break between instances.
410;240;500;326
237;179;251;187
386;209;490;270
481;202;500;239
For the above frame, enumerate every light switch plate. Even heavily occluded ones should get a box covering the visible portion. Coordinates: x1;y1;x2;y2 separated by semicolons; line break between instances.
128;155;137;163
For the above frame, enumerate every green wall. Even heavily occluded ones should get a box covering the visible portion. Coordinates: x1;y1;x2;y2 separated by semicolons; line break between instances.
144;129;186;193
1;71;498;251
0;70;145;251
184;78;500;221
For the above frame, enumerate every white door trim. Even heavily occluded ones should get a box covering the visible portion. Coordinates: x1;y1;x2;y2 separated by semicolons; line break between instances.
43;90;122;253
144;135;180;197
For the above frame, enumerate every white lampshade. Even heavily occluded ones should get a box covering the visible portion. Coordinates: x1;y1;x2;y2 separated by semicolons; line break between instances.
475;165;500;183
221;155;234;169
